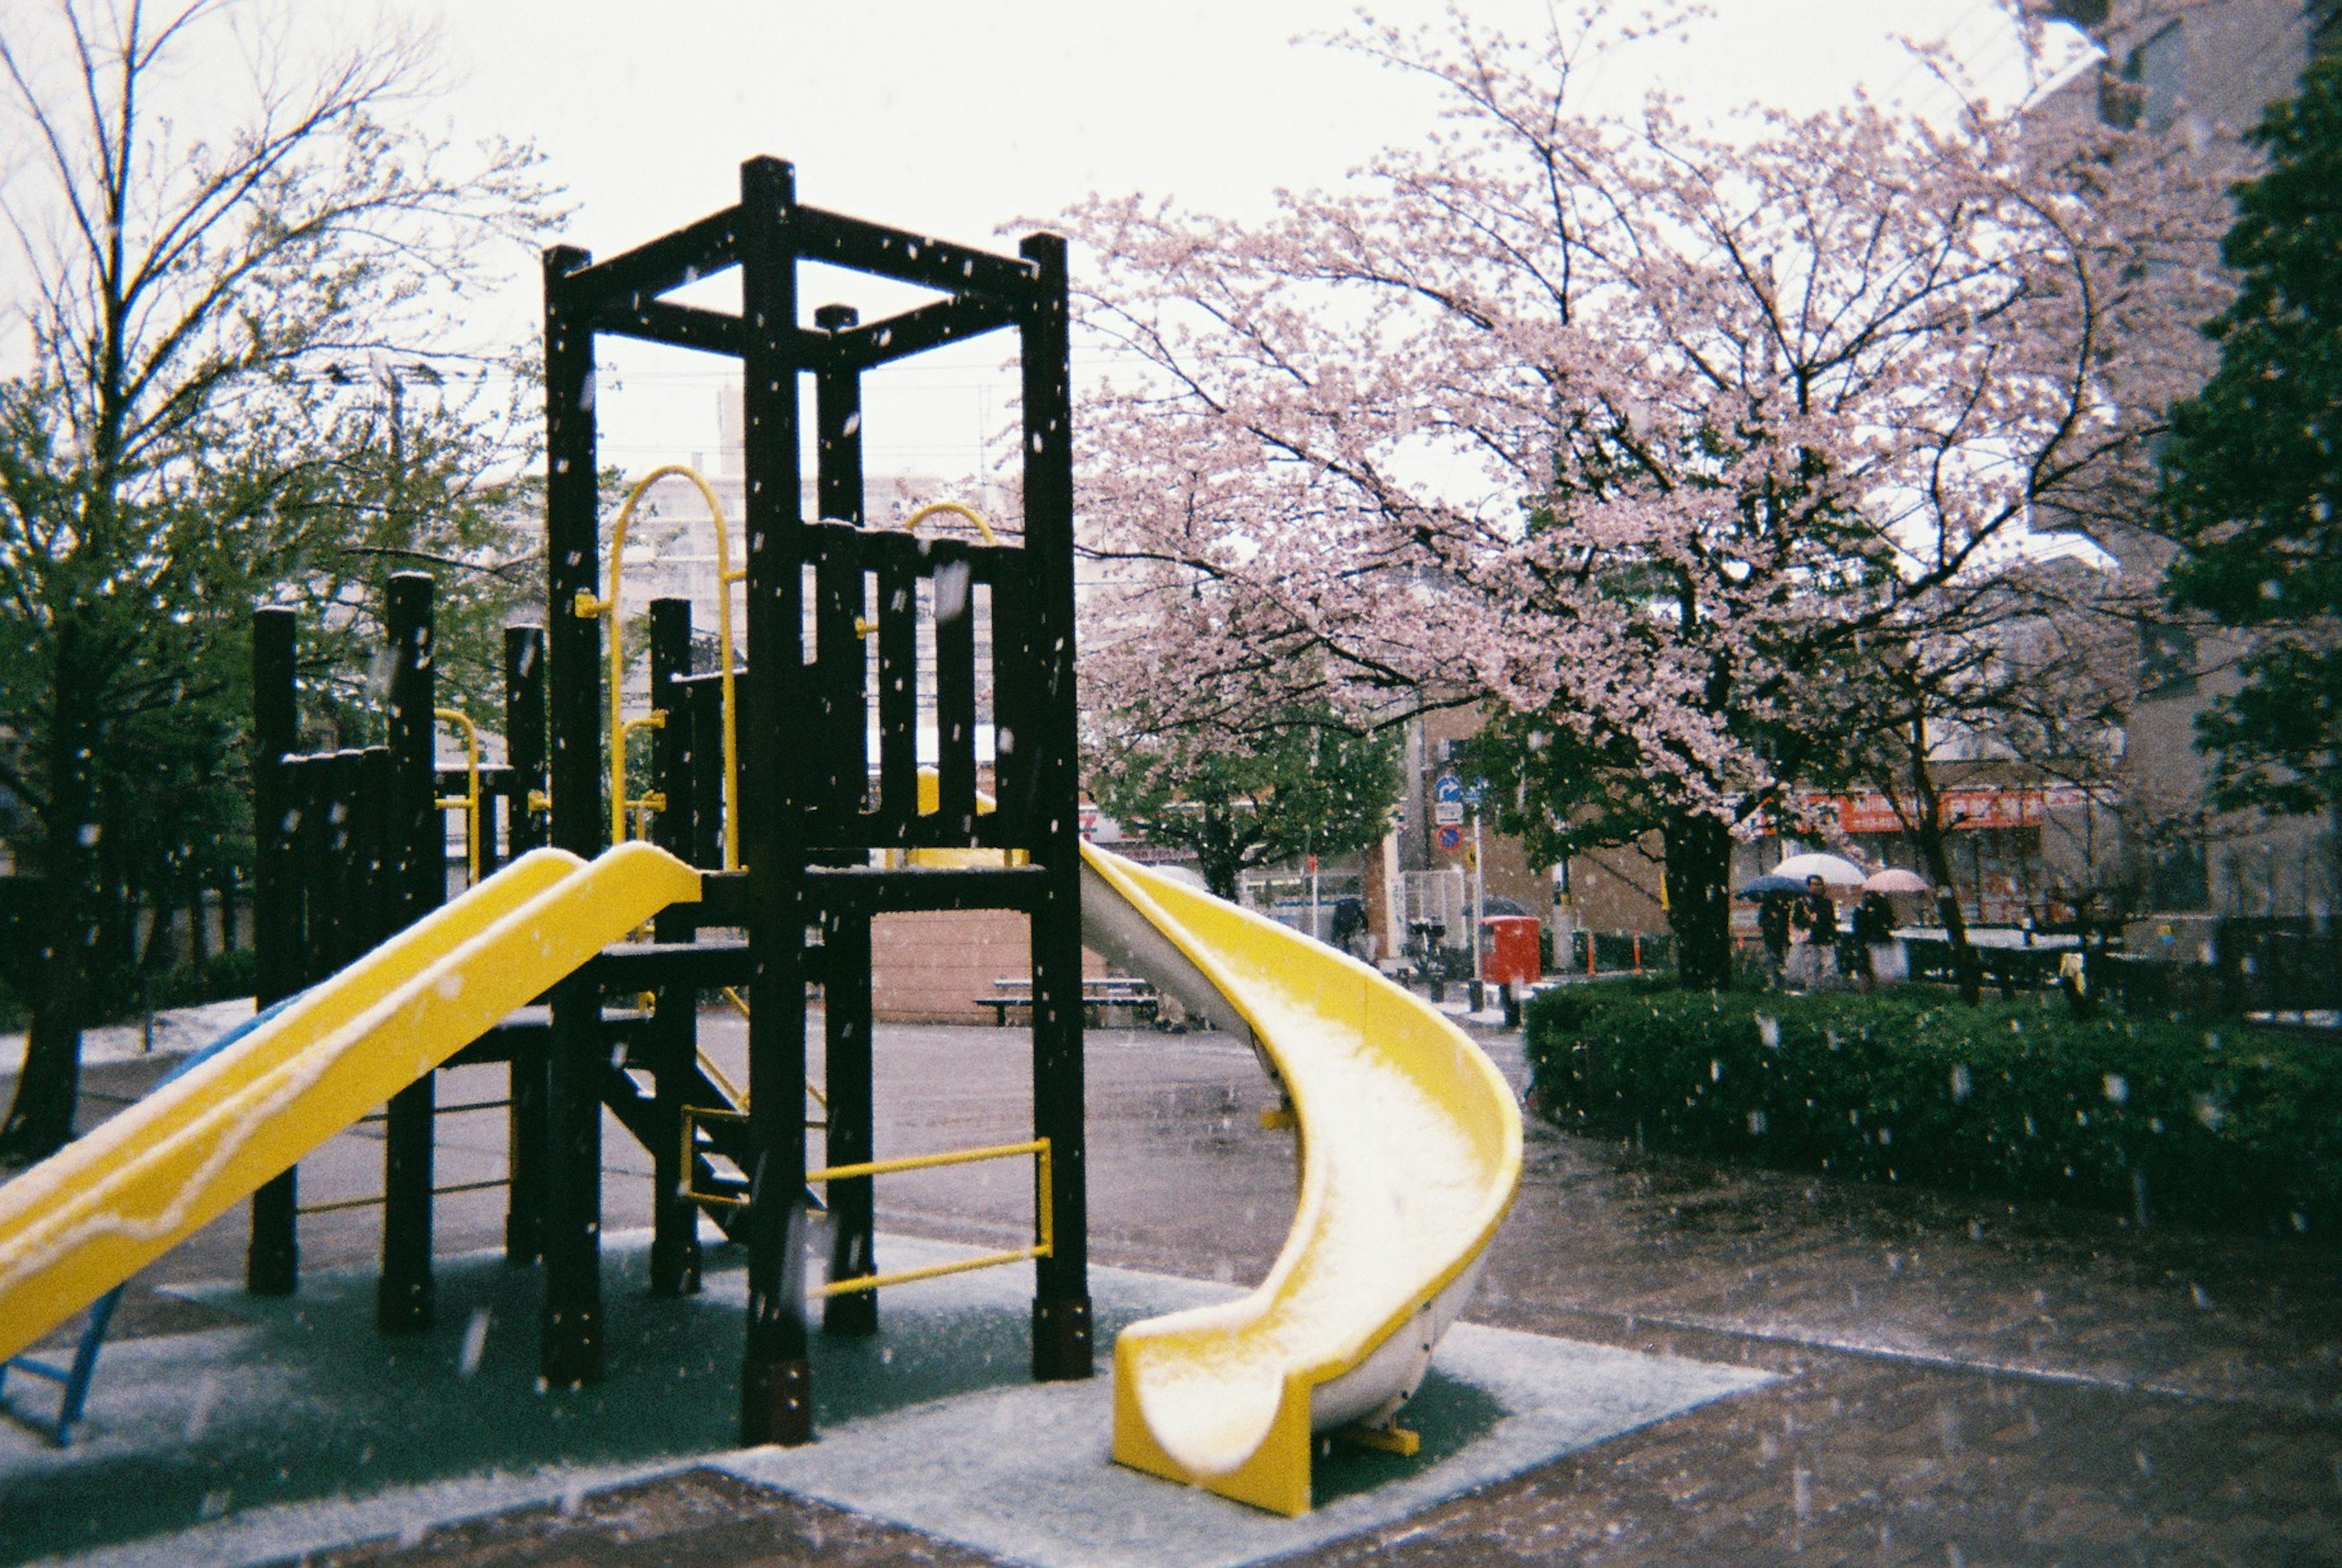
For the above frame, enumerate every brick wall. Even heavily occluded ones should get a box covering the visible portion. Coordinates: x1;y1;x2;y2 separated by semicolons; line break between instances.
868;909;1106;1025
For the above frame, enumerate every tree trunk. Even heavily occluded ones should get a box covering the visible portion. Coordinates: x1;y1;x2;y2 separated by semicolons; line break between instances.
188;886;211;967
2;629;96;1164
138;892;174;974
2329;800;2341;939
1662;808;1735;990
1197;839;1242;902
1191;812;1256;903
1904;718;1983;1006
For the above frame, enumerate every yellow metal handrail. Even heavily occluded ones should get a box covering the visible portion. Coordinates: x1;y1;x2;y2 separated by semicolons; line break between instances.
810;1137;1051;1298
705;989;827;1115
695;1047;748;1112
432;707;482;884
676;1121;1051;1298
572;464;741;868
617;712;668;840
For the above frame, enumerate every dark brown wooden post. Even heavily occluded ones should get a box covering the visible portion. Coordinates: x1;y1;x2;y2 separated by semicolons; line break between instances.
541;243;606;1386
1020;232;1092;1382
646;597;703;1297
505;625;550;857
246;609;301;1296
814;301;877;1334
379;573;438;1333
503;623;548;1266
737;153;815;1447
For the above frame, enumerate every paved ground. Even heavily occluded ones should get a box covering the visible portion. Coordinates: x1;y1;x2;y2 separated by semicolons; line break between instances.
8;1004;2341;1566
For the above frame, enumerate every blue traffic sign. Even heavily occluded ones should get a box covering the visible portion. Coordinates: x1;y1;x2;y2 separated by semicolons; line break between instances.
1433;774;1463;804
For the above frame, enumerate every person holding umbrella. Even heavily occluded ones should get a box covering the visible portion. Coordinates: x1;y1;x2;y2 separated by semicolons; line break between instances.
1757;891;1794;984
1788;873;1838;987
1736;871;1817;987
1851;887;1896;987
1856;867;1927;986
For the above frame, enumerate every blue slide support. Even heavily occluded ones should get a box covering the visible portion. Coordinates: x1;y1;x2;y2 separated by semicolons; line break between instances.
0;993;300;1444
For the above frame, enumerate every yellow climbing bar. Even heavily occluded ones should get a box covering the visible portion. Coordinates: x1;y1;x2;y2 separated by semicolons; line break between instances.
814;1244;1045;1298
432;707;483;884
808;1136;1047;1186
573;464;741;868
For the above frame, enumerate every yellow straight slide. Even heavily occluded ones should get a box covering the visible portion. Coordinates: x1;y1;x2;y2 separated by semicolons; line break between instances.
1080;844;1522;1516
0;842;700;1366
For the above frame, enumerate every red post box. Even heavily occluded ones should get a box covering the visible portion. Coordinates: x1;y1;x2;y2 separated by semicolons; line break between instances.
1480;915;1542;987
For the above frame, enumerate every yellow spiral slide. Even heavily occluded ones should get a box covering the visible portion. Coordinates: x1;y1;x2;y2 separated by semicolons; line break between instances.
0;843;700;1366
1081;844;1523;1516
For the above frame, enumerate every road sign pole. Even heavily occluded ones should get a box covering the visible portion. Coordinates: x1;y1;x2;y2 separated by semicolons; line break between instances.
1470;812;1484;1008
1308;849;1320;942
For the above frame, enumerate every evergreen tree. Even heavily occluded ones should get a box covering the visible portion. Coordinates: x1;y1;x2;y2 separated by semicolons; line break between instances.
2158;55;2342;826
0;1;553;1162
1089;706;1400;902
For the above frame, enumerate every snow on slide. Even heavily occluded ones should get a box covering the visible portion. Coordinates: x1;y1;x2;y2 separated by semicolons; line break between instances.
0;843;700;1366
1080;843;1522;1516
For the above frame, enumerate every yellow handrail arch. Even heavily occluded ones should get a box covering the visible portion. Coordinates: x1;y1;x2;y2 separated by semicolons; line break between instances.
574;486;993;856
900;499;1000;546
572;464;742;868
850;501;1003;639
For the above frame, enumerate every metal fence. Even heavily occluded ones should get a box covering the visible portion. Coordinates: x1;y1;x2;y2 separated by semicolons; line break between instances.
1897;920;2341;1022
1394;868;1470;948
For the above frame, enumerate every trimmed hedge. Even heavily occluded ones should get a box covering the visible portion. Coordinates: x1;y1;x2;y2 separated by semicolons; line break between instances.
1524;980;2342;1241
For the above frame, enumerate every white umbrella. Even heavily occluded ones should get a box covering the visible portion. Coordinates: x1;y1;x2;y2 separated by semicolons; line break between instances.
1771;852;1868;887
1863;867;1930;894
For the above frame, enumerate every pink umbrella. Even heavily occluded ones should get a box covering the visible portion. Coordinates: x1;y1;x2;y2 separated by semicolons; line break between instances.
1863;867;1929;893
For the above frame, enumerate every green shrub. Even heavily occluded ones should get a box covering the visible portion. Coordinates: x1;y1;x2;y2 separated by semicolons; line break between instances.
1523;980;2342;1241
151;947;258;1012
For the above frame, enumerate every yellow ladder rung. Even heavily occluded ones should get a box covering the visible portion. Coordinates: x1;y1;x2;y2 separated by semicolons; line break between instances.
676;1120;1054;1277
814;1246;1045;1298
808;1137;1046;1184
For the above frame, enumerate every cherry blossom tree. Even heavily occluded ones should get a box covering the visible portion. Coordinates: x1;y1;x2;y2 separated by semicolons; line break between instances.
1068;2;2224;987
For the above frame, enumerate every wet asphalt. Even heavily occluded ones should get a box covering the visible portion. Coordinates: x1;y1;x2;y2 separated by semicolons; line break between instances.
11;1003;2341;1565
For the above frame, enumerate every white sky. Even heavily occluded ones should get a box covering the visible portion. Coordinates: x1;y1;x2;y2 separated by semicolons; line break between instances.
0;2;2091;481
395;0;2088;481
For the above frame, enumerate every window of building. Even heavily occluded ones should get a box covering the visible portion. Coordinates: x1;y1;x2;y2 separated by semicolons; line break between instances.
2138;618;2198;696
2126;20;2188;132
2149;839;2210;912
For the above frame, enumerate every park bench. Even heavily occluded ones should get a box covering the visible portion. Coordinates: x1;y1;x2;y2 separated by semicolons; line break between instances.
976;976;1159;1028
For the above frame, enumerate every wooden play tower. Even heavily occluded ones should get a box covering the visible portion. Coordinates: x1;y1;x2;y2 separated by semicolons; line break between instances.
537;157;1090;1444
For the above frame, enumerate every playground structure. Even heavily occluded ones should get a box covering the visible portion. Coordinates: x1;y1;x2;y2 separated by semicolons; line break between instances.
0;159;1520;1517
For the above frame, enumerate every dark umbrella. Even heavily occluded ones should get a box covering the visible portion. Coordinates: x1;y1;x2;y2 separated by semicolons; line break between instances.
1735;873;1809;899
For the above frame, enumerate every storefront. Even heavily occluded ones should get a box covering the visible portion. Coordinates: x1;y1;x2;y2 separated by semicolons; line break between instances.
1745;785;2102;929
